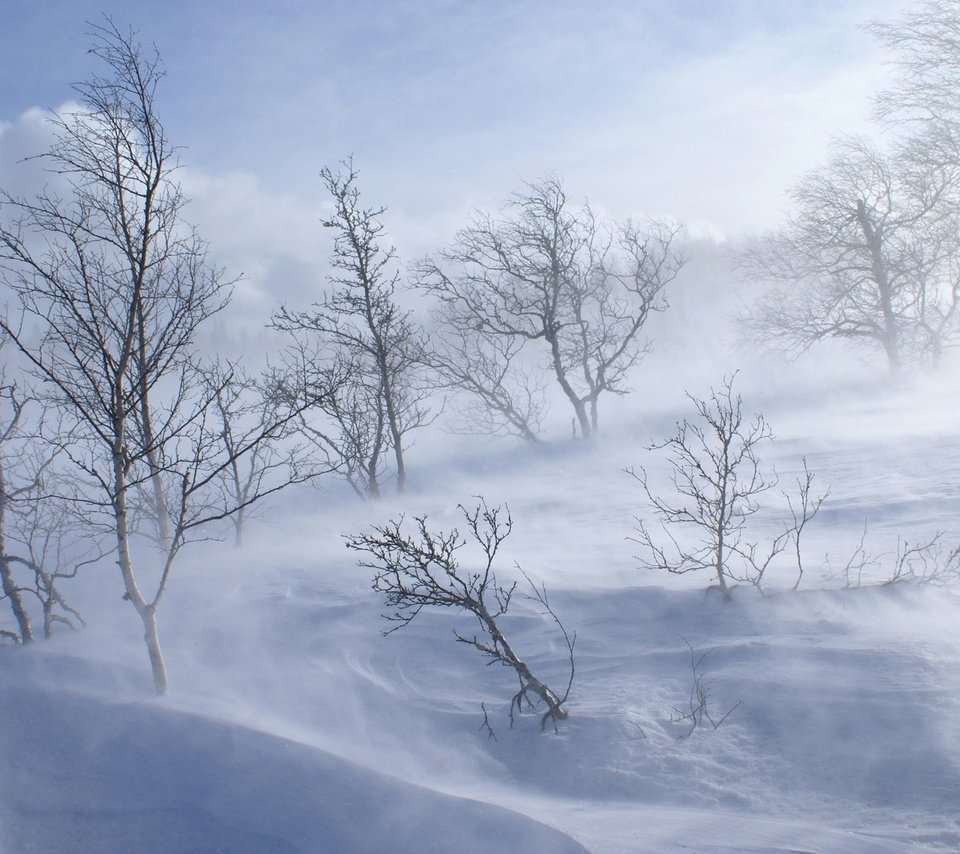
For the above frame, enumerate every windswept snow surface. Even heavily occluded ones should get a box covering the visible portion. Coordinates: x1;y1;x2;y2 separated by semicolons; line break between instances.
1;373;959;852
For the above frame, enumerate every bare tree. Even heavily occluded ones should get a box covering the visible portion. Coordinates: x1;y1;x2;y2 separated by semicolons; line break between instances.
0;22;313;692
268;339;389;499
273;160;429;494
872;0;960;140
0;380;87;643
741;4;960;373
346;501;575;730
744;135;960;371
202;361;312;545
418;177;682;439
628;375;824;597
870;1;960;368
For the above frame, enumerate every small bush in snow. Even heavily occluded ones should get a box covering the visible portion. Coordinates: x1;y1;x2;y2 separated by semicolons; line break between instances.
346;500;575;730
670;638;741;738
627;373;825;597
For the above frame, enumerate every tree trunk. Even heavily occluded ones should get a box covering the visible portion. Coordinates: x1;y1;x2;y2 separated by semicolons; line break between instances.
0;464;32;642
930;334;943;370
365;446;381;498
856;200;901;373
381;371;406;493
141;605;168;695
227;441;244;546
233;508;244;547
112;439;168;694
715;472;730;598
547;332;592;439
573;400;592;440
137;301;170;544
0;558;32;643
715;539;729;598
478;605;566;722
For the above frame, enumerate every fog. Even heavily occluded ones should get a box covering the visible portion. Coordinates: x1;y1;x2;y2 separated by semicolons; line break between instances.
1;2;959;852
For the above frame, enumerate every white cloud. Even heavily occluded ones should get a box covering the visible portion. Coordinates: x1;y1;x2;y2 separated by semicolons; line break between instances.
0;106;58;197
0;1;917;358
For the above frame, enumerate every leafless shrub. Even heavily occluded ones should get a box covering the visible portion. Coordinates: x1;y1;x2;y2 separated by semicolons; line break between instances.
346;500;575;730
824;524;959;588
786;459;829;591
823;522;876;589
884;532;960;586
628;374;826;597
670;637;741;738
479;701;498;741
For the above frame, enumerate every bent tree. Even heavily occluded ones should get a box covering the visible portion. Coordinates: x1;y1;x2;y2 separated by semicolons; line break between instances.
0;23;308;692
347;501;575;730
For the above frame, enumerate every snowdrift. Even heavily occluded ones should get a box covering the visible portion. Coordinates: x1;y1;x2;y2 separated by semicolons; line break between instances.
1;376;959;852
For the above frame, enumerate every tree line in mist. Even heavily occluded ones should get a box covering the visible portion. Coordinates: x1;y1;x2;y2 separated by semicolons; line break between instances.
0;3;958;697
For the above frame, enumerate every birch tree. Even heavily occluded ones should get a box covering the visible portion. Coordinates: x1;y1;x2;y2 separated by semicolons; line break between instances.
273;161;429;495
203;362;311;545
0;22;311;692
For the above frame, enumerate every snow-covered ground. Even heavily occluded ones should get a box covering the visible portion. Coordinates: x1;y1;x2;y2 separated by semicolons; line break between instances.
1;370;958;853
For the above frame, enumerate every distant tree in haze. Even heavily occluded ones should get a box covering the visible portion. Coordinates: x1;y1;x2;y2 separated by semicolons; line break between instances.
744;1;960;372
743;135;960;371
273;160;430;496
426;328;546;444
267;343;388;499
202;362;314;546
872;0;960;366
0;378;87;643
418;177;683;439
871;0;960;142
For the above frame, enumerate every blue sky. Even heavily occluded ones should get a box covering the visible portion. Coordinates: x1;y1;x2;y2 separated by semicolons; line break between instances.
0;0;909;336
